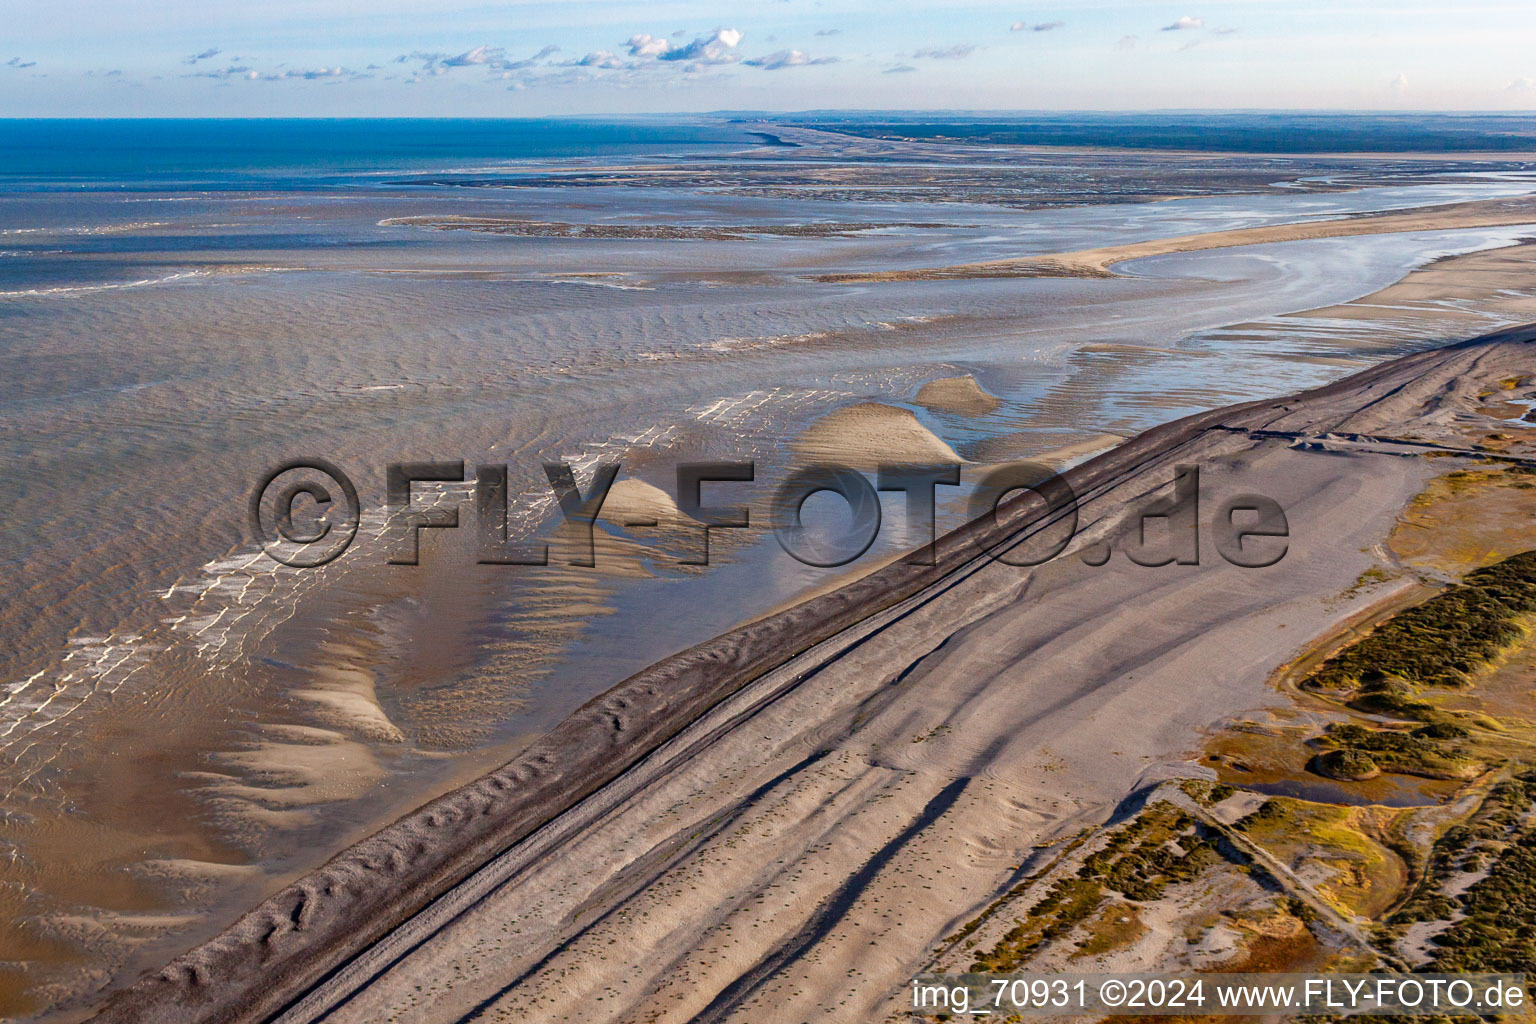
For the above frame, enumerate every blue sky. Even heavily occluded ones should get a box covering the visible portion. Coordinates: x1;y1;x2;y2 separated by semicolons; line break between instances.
3;0;1536;116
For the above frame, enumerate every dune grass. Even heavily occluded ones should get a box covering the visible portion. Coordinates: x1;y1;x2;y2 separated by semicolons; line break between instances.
1306;550;1536;693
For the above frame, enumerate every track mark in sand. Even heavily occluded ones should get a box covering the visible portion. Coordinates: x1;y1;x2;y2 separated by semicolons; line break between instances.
559;747;835;930
1224;425;1536;463
442;749;834;1024
684;776;972;1024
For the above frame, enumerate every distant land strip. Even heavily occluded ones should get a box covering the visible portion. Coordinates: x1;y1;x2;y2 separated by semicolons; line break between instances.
380;215;954;240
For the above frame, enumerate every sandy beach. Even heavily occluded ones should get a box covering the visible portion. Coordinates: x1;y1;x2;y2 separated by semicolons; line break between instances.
88;323;1536;1023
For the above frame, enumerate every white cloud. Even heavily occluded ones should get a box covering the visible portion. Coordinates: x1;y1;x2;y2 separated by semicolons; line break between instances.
658;28;743;64
910;44;975;60
743;49;838;69
1161;16;1204;31
577;50;625;69
1116;34;1138;50
395;44;559;75
506;44;559;69
1508;77;1535;92
595;28;746;69
442;45;497;66
626;33;671;58
1390;71;1409;91
187;64;253;79
1011;21;1063;32
189;63;371;82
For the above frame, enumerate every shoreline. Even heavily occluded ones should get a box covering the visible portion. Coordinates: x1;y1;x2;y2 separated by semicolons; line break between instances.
757;123;1536;163
90;324;1536;1024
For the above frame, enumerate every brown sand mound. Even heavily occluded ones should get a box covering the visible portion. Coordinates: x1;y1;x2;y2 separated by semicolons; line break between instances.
794;402;963;468
914;375;1001;416
293;654;404;744
597;478;698;528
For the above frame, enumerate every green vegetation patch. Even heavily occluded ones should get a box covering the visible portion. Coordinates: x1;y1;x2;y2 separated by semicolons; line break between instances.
1426;799;1536;976
1312;748;1380;781
1389;770;1536;932
1315;724;1481;781
967;802;1220;973
1237;797;1406;918
1306;550;1536;692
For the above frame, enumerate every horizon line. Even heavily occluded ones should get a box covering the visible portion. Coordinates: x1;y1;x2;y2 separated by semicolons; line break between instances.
5;108;1536;121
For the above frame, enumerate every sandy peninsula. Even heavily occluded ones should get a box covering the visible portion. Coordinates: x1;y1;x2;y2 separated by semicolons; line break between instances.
380;216;951;241
87;323;1536;1023
813;194;1536;282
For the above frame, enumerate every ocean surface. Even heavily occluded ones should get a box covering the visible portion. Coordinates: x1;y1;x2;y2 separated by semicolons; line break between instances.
2;117;1535;1019
0;117;760;182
